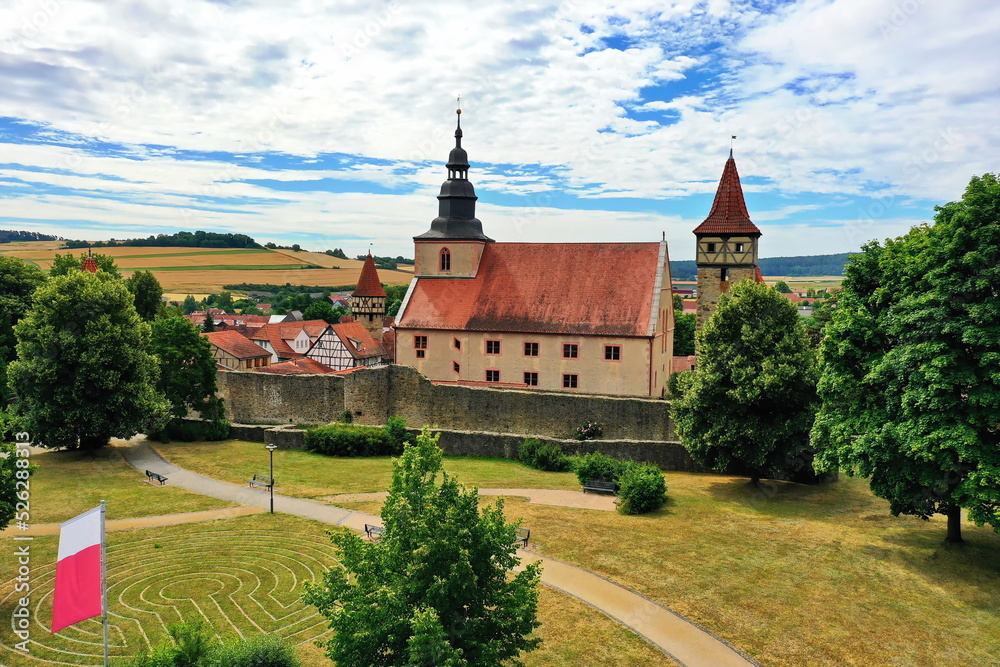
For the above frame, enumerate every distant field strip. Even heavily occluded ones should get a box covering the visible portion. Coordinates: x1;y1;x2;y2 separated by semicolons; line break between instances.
107;249;266;259
0;527;337;666
125;264;322;272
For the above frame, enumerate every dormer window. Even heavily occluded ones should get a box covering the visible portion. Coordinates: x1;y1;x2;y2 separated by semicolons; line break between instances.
440;248;451;271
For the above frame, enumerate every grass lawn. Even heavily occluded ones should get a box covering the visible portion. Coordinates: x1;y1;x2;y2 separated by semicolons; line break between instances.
0;514;672;666
156;440;1000;666
153;440;583;498
23;445;237;524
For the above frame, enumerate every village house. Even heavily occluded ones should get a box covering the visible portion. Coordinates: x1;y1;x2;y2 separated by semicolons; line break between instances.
249;320;332;363
202;330;272;371
307;320;387;371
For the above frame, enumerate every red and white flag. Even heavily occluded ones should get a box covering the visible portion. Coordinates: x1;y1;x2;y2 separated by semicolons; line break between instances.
52;505;104;633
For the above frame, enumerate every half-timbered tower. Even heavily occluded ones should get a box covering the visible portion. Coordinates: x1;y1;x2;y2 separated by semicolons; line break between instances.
352;254;386;342
693;151;763;329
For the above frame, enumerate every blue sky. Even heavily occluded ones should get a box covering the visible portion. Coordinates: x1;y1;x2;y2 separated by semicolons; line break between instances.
0;0;997;260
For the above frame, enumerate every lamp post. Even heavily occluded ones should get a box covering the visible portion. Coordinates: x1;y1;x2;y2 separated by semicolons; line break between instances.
266;443;278;513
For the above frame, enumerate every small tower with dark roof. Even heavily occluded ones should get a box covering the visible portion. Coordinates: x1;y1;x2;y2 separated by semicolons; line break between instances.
693;150;762;329
413;104;494;279
352;253;387;341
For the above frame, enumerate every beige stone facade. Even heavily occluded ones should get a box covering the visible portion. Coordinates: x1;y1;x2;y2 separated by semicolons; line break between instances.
696;264;758;329
413;240;487;278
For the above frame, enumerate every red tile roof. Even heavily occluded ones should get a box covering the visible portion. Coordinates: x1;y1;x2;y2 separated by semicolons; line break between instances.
81;257;99;273
692;154;761;236
202;331;270;359
754;266;765;283
397;242;662;336
331;321;386;359
256;358;336;374
353;254;386;297
381;328;396;363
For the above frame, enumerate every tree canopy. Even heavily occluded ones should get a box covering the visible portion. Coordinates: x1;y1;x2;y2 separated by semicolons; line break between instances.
50;252;120;277
8;271;169;450
773;280;792;293
150;316;222;421
303;428;542;666
673;313;695;356
672;279;819;485
811;173;1000;543
125;270;164;321
0;256;46;400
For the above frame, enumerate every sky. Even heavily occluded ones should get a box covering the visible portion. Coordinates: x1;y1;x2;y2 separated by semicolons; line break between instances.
0;0;997;261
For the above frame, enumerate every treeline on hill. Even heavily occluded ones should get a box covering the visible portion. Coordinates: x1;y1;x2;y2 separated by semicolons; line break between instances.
0;230;60;243
670;252;853;280
64;230;260;249
356;254;415;270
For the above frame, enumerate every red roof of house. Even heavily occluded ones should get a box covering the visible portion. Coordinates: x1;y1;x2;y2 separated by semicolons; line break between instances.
250;320;330;343
256;358;336;374
353;254;386;297
692;154;761;236
331;321;386;359
672;355;697;373
397;242;663;336
381;328;396;363
754;266;765;283
682;300;697;314
202;331;270;359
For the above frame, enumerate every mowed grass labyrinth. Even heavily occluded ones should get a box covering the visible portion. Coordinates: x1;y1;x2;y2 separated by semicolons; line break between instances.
156;440;1000;667
0;446;672;667
0;242;414;293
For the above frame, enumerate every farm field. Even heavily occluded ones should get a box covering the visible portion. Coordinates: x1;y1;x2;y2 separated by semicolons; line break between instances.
763;275;843;291
155;440;1000;667
0;241;414;293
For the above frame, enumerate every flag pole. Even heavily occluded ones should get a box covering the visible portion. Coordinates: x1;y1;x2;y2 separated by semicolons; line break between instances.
101;499;108;667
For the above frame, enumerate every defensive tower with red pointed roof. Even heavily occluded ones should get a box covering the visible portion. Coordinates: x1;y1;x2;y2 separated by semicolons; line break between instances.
352;253;386;341
693;150;762;328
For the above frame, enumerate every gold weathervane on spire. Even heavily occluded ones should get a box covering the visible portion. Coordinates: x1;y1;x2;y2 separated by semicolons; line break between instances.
456;94;462;115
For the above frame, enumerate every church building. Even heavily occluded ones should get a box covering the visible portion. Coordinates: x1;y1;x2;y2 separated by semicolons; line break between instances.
394;109;676;397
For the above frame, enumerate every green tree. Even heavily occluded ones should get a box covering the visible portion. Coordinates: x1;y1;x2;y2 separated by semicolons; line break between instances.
214;291;234;312
331;248;348;260
125;270;164;321
0;439;35;531
50;252;120;277
0;256;46;402
303;300;339;324
672;279;818;486
774;280;792;293
8;271;170;450
202;313;215;332
812;173;1000;543
181;295;198;315
672;312;695;356
303;428;542;667
150;317;221;421
672;292;684;312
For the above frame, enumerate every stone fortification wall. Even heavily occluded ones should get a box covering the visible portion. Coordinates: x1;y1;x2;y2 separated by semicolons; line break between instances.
217;365;675;442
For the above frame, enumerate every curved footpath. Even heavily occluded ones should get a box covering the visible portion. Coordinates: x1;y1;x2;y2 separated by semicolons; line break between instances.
121;442;757;667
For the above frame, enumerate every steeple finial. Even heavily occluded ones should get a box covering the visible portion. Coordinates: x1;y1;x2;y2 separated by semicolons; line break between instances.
730;135;736;158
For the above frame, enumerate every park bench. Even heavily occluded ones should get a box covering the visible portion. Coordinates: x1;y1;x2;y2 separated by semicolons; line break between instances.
365;524;384;541
582;479;616;495
514;527;530;547
248;473;274;490
145;470;168;485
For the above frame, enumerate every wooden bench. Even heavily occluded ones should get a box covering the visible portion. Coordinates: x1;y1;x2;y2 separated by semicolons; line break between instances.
582;479;616;495
145;470;168;485
514;527;530;547
249;473;274;490
364;524;384;541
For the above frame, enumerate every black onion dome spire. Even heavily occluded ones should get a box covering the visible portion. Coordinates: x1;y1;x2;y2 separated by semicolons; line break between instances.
414;107;493;242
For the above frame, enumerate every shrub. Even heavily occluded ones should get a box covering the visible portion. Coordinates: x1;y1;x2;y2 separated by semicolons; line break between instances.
149;418;230;443
572;451;625;487
573;421;604;441
212;633;301;667
518;438;570;472
124;620;300;667
338;409;353;424
616;462;667;515
384;415;409;451
305;423;399;457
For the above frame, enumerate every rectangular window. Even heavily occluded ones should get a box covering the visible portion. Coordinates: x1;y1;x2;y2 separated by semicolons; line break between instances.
562;343;578;359
524;372;538;386
604;345;621;361
562;374;578;389
414;335;427;349
524;341;539;356
453;337;461;350
245;359;253;369
453;361;460;374
486;369;500;382
720;268;729;281
486;339;501;355
416;349;426;359
706;242;716;252
735;243;744;252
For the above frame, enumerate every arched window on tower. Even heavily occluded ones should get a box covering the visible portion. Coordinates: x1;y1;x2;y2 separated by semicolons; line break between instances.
440;248;451;271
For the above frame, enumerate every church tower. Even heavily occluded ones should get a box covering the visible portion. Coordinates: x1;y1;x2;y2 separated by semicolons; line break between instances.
413;106;493;278
693;151;762;329
352;253;386;342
